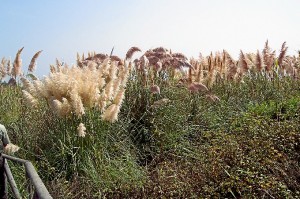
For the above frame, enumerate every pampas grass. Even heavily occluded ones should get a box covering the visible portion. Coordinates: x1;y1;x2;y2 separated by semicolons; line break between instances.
22;58;129;123
0;58;7;81
12;47;24;78
77;123;86;137
22;90;38;107
255;50;264;72
101;104;120;123
18;41;296;125
126;47;141;60
28;50;42;73
4;143;20;154
278;42;288;71
239;50;249;75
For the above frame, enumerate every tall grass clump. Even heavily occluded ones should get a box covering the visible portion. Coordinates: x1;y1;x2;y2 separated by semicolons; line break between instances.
15;56;148;197
22;58;129;122
1;42;300;198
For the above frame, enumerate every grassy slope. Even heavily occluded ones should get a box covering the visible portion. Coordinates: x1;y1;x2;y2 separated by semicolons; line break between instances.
1;75;300;198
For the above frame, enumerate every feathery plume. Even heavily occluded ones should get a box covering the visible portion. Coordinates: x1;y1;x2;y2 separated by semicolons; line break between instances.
6;59;12;76
52;99;63;116
104;80;114;101
226;52;237;80
23;54;129;123
12;47;24;77
22;90;38;107
4;143;20;154
50;65;56;73
113;87;125;105
278;41;288;67
101;104;120;123
28;50;42;72
0;58;6;80
126;47;141;60
239;50;249;74
70;89;85;117
20;77;35;93
77;123;86;137
153;47;169;54
255;50;263;72
262;40;275;73
172;52;188;61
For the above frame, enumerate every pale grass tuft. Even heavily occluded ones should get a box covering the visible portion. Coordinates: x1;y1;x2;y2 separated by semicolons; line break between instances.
22;90;38;107
32;79;46;98
119;66;130;87
6;59;12;76
77;123;86;137
20;77;36;94
113;87;125;105
23;57;129;123
1;58;7;67
101;104;120;123
52;99;63;116
98;93;107;113
112;78;122;96
61;98;72;117
70;89;85;117
51;98;72;117
104;80;114;101
0;58;7;81
4;143;20;154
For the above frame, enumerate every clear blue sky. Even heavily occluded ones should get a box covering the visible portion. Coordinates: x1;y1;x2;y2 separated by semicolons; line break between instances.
1;0;300;77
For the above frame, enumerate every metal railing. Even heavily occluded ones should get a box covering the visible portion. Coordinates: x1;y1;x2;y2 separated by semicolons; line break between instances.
2;154;52;199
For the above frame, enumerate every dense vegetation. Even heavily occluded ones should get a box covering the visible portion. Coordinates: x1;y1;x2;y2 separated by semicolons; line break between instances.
0;42;300;198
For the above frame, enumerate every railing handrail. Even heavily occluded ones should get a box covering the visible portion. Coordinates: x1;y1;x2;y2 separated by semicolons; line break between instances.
2;153;53;199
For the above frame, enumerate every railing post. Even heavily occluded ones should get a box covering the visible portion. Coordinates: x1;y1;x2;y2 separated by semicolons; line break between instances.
24;162;52;199
3;159;22;199
2;154;52;199
0;155;7;199
26;168;34;199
